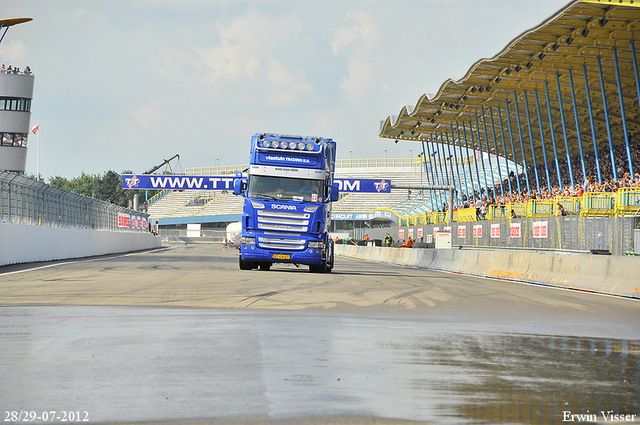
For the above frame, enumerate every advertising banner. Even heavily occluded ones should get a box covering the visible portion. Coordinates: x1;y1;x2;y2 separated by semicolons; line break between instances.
458;225;466;238
473;224;482;238
491;223;500;238
334;179;391;193
510;222;521;238
123;174;392;193
533;221;548;238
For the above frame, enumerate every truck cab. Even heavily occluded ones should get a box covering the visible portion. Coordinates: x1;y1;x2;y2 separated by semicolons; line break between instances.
234;133;338;273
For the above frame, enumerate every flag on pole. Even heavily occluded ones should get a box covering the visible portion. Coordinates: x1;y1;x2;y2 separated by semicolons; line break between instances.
31;123;39;134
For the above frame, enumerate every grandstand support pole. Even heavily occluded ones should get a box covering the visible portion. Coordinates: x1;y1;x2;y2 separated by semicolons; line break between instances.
453;124;471;204
511;94;530;194
544;81;564;192
429;135;446;209
133;191;139;211
460;121;478;200
555;73;574;189
597;56;617;181
496;106;512;196
488;107;505;197
583;64;602;184
568;69;587;184
438;133;451;188
523;91;541;194
534;88;552;192
473;114;490;197
448;186;454;224
503;101;520;194
631;40;640;180
613;47;634;180
420;141;436;211
480;107;497;197
445;130;463;205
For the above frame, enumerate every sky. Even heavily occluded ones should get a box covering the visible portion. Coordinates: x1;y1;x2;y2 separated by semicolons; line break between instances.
0;0;571;179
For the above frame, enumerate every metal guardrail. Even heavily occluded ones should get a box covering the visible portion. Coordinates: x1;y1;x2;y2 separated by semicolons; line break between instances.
0;171;150;231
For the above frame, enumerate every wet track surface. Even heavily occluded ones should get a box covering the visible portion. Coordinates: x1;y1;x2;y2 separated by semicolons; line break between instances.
0;245;639;424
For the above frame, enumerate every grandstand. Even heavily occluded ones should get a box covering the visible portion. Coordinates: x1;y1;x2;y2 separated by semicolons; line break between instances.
147;148;518;226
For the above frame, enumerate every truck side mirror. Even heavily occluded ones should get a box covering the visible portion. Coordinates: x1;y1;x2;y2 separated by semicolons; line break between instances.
234;177;247;195
330;183;340;202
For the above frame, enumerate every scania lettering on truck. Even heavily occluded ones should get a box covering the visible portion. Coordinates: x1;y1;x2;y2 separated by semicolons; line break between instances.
233;133;338;273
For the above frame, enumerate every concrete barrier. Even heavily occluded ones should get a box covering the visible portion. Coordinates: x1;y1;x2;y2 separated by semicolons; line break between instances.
335;245;640;299
0;223;161;266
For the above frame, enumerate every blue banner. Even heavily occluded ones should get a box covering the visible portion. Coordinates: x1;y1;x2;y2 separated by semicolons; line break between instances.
122;174;236;190
334;179;391;193
123;175;392;193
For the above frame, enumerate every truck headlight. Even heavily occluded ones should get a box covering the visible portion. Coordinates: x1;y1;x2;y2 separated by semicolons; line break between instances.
242;237;255;245
308;241;324;248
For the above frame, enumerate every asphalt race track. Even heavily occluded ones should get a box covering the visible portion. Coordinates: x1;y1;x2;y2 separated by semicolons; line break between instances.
0;244;639;425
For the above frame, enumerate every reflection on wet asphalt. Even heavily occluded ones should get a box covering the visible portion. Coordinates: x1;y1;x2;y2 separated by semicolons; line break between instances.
1;306;638;424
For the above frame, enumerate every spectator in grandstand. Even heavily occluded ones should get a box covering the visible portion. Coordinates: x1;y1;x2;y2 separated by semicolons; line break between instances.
555;202;565;216
0;64;5;73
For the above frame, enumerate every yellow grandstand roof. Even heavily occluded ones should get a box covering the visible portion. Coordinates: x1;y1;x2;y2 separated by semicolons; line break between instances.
379;0;640;166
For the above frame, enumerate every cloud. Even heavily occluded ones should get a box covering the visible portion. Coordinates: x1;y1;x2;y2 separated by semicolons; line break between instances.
0;40;29;66
265;58;316;109
130;100;160;133
332;10;381;104
331;10;380;55
195;10;302;84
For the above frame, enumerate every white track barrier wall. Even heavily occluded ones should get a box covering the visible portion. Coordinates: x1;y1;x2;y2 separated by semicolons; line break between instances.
336;245;640;299
0;223;161;266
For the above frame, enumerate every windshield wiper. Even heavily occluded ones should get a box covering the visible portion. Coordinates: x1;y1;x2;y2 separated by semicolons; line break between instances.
252;194;279;201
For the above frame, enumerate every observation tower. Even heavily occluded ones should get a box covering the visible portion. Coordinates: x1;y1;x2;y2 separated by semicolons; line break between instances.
0;17;34;174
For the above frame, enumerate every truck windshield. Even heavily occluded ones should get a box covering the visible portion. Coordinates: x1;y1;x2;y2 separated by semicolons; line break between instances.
247;175;323;202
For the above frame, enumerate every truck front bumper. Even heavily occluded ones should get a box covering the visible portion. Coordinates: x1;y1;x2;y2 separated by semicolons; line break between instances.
240;245;325;265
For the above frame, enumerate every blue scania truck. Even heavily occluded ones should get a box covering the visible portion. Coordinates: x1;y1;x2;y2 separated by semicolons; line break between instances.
233;133;339;273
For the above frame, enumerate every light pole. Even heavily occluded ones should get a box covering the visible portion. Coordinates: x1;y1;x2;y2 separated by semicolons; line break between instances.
409;148;412;168
384;148;387;166
349;149;352;167
216;157;219;173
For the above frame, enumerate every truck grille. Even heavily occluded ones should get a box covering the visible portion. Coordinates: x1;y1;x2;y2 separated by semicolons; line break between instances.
257;236;306;250
257;210;310;233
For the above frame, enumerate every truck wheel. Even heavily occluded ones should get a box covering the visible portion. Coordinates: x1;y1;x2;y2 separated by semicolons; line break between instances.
259;263;271;271
239;256;253;270
309;264;323;273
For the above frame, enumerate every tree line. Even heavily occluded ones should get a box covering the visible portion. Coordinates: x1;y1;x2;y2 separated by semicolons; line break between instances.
25;170;148;208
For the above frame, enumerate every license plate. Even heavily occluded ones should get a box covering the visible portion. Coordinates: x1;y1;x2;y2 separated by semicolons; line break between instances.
273;254;291;260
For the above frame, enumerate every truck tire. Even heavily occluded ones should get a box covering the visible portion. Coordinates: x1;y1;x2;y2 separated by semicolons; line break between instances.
309;263;323;273
259;262;271;271
239;256;254;270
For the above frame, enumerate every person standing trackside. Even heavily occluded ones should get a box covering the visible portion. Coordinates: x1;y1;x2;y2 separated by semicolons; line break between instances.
385;233;393;247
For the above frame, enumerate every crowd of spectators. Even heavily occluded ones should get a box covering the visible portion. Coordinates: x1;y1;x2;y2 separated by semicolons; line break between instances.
432;141;640;214
0;64;32;75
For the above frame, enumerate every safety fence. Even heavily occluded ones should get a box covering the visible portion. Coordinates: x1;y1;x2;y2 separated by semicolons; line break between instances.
353;216;639;256
0;171;150;232
401;188;640;226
